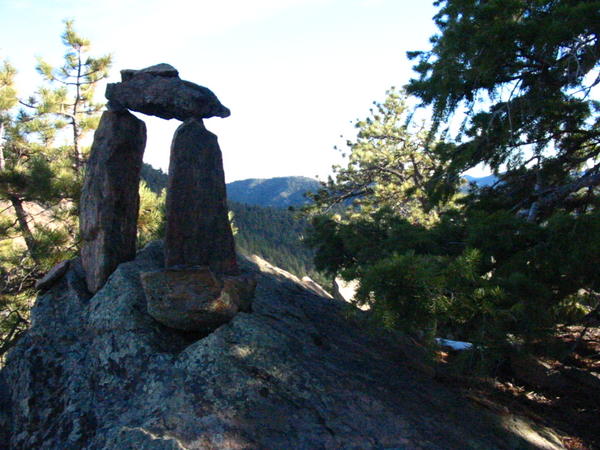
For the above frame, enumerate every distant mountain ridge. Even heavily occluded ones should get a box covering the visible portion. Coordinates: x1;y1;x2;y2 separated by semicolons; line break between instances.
141;164;497;208
463;174;498;187
141;165;320;208
226;176;320;208
229;174;497;208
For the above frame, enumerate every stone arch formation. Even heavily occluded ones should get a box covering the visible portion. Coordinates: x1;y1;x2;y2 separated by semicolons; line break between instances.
79;63;254;331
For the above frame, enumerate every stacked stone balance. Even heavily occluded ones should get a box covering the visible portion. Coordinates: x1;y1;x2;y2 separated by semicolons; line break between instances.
79;63;255;331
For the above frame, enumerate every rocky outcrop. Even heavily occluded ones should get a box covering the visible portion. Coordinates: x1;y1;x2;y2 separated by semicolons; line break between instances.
301;276;332;298
165;118;238;274
0;241;563;449
80;110;147;293
106;64;230;120
147;117;250;332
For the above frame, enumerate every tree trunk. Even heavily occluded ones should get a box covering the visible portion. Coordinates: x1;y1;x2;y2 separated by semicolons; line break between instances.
526;159;542;223
0;121;5;171
9;195;39;263
72;48;83;174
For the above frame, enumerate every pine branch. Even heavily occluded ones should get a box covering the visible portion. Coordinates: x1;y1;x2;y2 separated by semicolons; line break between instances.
537;168;600;213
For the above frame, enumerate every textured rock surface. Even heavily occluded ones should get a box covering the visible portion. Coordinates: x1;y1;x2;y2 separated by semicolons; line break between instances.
121;63;179;81
165;119;238;274
106;64;230;120
141;267;255;331
0;241;564;449
35;260;70;291
80;110;147;293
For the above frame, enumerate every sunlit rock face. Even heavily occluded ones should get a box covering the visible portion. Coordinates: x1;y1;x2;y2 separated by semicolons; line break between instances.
0;241;558;449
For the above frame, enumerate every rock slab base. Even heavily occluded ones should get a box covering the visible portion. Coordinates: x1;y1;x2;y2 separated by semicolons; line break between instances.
141;266;256;331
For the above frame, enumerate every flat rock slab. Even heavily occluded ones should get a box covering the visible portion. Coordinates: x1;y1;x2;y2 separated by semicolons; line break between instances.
141;266;256;331
106;63;230;120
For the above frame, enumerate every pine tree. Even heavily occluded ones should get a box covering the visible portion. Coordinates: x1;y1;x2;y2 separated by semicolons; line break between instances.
307;1;600;365
405;0;600;221
403;0;600;339
0;61;18;172
35;20;111;176
0;22;111;265
307;88;451;226
0;61;62;263
137;181;166;249
0;22;111;360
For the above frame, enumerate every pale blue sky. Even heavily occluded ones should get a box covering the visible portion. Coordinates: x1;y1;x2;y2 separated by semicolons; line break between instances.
1;0;442;182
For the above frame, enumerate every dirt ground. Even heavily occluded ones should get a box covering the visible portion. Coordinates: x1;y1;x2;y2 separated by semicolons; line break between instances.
437;326;600;449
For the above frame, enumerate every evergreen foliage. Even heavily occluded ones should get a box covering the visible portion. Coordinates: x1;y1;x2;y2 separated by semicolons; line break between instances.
308;0;600;369
309;206;600;348
0;20;111;267
0;22;111;361
35;20;111;175
307;88;454;226
137;181;166;249
405;0;600;219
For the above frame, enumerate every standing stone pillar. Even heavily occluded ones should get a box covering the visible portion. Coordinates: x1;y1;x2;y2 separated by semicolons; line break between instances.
165;118;238;274
80;110;147;293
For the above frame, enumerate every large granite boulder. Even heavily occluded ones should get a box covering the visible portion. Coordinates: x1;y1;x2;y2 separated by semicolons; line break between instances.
165;118;238;274
0;241;564;449
106;63;230;120
80;110;147;293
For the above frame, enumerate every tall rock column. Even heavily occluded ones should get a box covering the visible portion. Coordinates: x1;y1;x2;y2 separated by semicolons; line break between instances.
80;110;147;293
165;118;238;275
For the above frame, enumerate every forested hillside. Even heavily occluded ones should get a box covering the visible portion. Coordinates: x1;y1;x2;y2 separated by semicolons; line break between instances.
230;202;328;286
140;163;327;286
226;176;320;207
141;164;320;207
